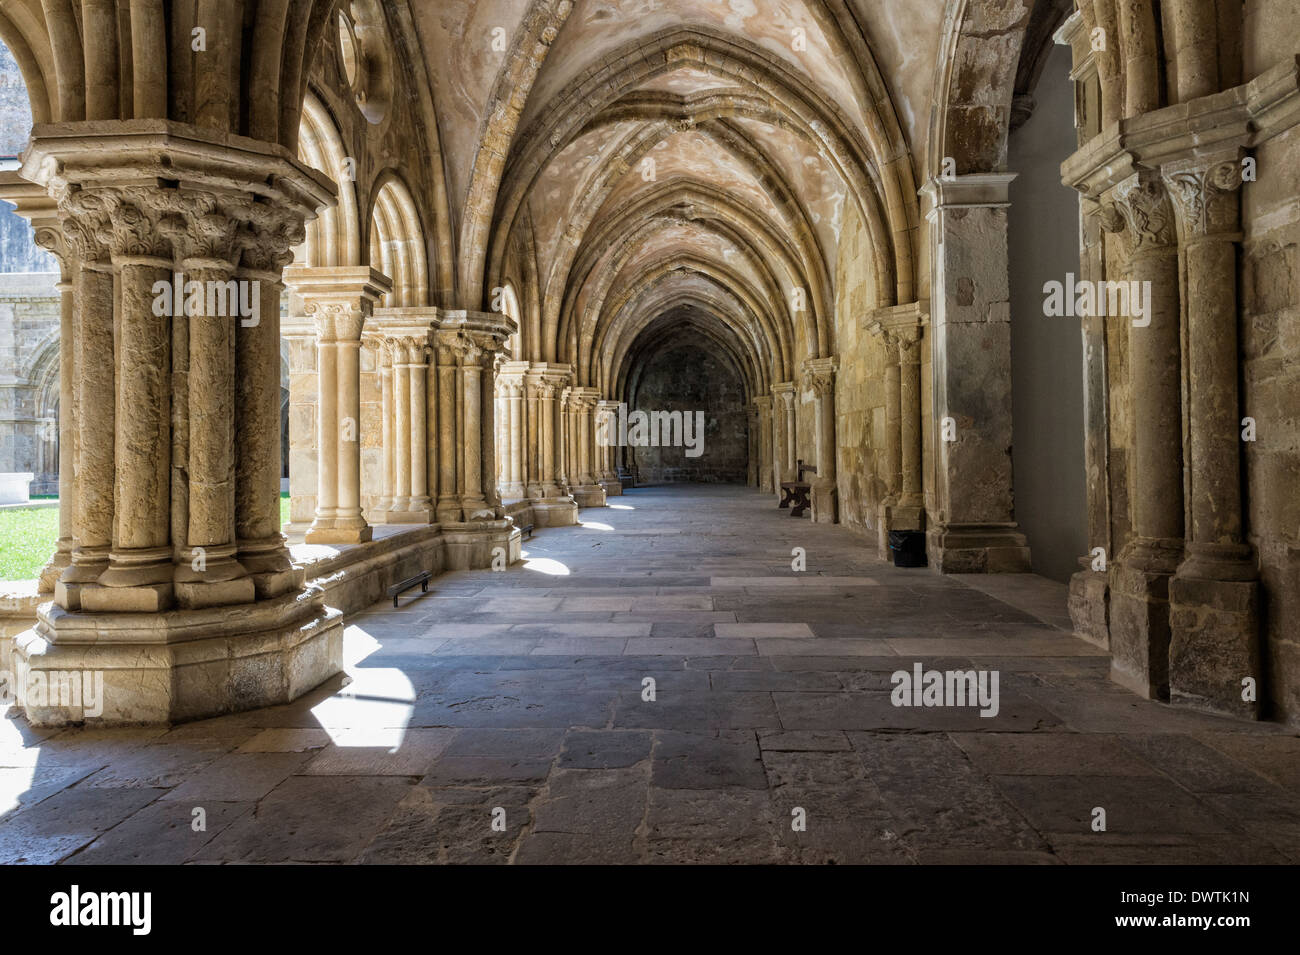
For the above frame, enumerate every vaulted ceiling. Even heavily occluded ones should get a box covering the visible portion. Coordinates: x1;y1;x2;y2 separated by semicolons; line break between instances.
409;0;951;397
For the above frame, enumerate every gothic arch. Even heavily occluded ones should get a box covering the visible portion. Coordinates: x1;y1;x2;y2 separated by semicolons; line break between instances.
367;170;429;308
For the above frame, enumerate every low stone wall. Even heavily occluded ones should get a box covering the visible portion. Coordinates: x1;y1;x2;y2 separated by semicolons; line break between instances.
0;517;524;725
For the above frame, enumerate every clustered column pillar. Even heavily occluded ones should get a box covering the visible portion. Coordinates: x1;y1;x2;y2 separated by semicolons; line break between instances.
769;384;788;499
595;399;623;496
16;125;340;725
1162;149;1261;718
233;208;303;599
867;306;926;557
495;361;529;501
755;396;774;493
567;387;606;507
803;357;838;524
431;312;514;524
1100;171;1184;699
521;367;578;526
284;267;392;545
365;308;438;525
92;191;179;612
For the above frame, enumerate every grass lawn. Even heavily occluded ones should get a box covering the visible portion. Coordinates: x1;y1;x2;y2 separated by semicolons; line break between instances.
0;506;59;582
0;493;294;583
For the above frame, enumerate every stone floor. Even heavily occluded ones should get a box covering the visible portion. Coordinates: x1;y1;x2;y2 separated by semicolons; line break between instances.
3;484;1299;864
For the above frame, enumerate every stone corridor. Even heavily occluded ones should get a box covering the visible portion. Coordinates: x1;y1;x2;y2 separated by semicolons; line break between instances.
1;486;1297;865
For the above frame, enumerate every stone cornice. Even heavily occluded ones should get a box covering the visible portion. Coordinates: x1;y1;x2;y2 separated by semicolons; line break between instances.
284;265;392;304
21;120;335;218
920;173;1018;220
864;301;928;337
1063;56;1300;200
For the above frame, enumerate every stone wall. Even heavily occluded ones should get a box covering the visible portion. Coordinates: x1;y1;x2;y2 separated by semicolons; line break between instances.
0;272;58;490
1243;117;1300;722
833;201;887;534
629;340;747;484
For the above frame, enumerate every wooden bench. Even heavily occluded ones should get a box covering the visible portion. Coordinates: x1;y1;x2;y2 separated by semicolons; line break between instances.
778;460;817;518
387;570;432;608
519;523;535;540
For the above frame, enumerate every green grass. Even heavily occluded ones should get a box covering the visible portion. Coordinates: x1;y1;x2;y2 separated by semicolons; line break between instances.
0;493;294;583
0;505;59;582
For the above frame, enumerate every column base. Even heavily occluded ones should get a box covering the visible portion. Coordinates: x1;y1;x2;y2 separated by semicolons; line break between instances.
38;543;73;595
926;522;1031;573
810;480;837;524
306;517;373;545
239;538;303;601
532;498;579;527
1068;567;1110;648
1108;538;1182;700
571;484;607;507
441;520;522;571
383;508;435;525
599;480;623;497
1169;569;1261;719
878;501;926;560
10;592;343;726
82;582;176;613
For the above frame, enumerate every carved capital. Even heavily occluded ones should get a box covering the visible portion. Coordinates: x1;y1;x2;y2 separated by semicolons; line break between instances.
306;301;366;342
803;357;838;398
1161;155;1244;239
236;203;307;274
1102;172;1176;258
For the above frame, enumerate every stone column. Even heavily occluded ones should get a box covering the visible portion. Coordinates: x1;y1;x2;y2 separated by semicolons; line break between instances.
1099;171;1184;699
407;338;432;521
495;361;529;500
234;207;304;599
27;220;77;593
376;342;396;520
756;396;774;493
773;382;796;491
393;357;412;513
566;386;606;507
868;304;927;553
282;312;319;539
921;174;1031;573
433;312;513;523
770;385;789;499
435;333;460;524
1069;199;1115;647
596;399;623;496
54;194;116;610
284;267;392;544
525;372;544;499
17;124;341;725
1162;150;1260;718
90;190;179;612
746;404;760;487
804;357;838;523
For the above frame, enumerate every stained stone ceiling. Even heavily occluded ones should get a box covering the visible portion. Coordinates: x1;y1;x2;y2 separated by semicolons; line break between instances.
407;0;948;392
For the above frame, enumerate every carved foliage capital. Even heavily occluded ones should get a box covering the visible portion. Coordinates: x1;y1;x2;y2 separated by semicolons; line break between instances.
1161;158;1244;239
1101;173;1176;257
306;301;366;342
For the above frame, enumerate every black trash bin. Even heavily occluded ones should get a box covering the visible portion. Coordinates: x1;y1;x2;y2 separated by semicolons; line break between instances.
888;530;927;568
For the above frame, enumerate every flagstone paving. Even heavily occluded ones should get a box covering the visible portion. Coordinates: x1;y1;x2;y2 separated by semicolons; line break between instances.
2;485;1298;864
